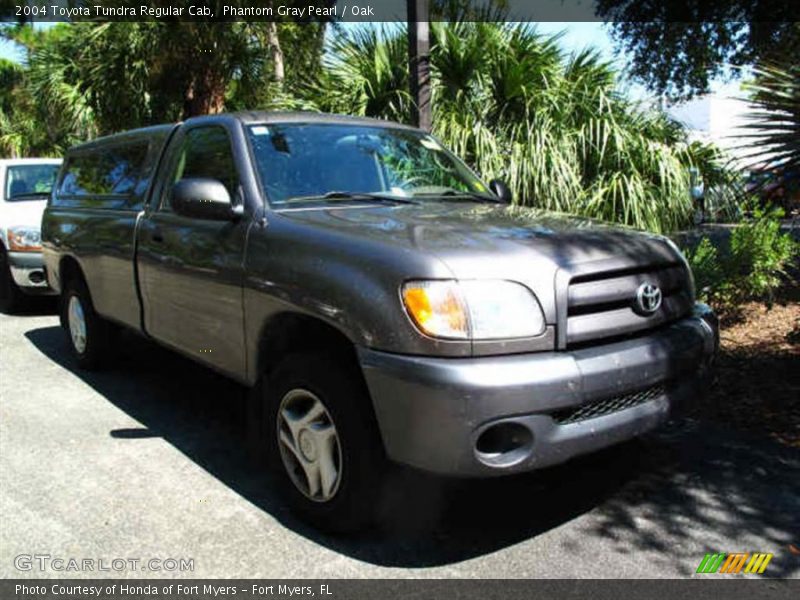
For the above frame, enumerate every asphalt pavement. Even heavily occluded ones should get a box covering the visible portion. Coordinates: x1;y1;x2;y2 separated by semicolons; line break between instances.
1;303;798;579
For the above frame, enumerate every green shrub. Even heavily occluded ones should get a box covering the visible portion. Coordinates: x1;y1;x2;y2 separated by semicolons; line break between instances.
686;237;723;301
685;205;799;311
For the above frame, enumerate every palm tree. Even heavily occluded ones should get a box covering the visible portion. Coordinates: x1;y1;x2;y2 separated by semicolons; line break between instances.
0;20;331;156
0;26;97;156
316;26;412;121
307;22;726;233
740;63;800;173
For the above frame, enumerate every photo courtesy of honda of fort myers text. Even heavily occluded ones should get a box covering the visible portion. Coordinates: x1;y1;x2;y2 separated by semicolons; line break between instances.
14;583;336;598
1;0;799;599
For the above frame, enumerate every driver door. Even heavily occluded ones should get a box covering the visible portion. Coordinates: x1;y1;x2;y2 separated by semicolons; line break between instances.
137;125;249;377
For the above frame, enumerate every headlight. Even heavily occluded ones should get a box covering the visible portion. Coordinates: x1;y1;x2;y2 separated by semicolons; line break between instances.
7;227;42;252
402;280;545;340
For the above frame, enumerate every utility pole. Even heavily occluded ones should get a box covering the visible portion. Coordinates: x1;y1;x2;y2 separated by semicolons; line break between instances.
407;0;431;132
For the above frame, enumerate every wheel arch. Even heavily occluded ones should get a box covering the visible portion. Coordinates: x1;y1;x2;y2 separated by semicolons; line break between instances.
58;254;87;290
249;311;384;465
254;311;362;382
57;255;89;327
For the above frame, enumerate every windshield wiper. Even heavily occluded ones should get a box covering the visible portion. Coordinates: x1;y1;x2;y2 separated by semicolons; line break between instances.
286;191;418;205
412;189;501;203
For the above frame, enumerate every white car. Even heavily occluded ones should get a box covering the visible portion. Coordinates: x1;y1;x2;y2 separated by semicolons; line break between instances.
0;158;62;312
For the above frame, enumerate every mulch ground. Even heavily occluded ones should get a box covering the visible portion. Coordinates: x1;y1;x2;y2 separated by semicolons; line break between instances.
689;286;800;448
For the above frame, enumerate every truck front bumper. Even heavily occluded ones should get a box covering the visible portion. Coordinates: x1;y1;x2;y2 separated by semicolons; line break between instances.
7;251;52;293
359;303;718;477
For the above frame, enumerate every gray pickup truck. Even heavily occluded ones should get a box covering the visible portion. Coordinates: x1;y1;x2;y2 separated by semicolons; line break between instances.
42;112;718;531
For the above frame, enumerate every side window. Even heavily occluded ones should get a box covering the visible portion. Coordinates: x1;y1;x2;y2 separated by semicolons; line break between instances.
56;141;150;208
163;126;238;209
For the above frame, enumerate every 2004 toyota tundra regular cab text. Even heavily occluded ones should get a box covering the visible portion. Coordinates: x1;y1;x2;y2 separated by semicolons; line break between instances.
42;112;719;531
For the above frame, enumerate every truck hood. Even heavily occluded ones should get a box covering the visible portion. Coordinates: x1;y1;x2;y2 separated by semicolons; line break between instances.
0;199;47;230
274;201;685;332
276;201;678;275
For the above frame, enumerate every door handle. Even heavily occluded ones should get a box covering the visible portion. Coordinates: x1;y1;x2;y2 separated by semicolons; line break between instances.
151;227;164;243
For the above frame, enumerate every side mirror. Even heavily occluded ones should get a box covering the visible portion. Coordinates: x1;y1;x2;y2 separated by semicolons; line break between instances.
172;178;238;221
489;179;512;203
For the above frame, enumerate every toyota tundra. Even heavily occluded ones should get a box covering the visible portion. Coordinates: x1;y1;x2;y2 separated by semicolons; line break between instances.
41;112;718;531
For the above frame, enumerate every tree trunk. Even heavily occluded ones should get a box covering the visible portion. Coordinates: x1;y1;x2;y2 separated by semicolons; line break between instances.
407;0;432;131
267;20;285;85
182;67;226;118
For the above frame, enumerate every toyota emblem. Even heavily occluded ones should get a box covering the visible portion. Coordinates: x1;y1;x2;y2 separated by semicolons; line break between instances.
635;283;662;314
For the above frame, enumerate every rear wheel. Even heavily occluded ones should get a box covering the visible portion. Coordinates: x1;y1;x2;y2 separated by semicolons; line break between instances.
265;353;386;532
0;248;24;314
62;278;113;369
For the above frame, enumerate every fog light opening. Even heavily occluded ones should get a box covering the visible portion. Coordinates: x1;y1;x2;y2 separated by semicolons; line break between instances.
475;422;533;467
28;270;45;284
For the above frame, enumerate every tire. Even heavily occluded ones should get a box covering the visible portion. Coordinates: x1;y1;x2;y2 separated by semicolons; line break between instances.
61;277;113;370
264;352;386;532
0;248;25;314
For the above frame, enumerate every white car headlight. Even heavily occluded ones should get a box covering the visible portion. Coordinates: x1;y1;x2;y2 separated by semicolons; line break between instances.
402;280;545;340
7;227;42;252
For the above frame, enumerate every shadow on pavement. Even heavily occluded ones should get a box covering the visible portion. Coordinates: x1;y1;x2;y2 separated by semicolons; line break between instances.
583;421;800;577
24;324;800;573
3;295;58;317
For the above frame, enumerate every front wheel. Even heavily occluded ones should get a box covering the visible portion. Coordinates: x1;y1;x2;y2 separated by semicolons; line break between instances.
265;353;386;532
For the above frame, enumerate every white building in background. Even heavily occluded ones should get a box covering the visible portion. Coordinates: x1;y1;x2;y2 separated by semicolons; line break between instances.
668;92;774;171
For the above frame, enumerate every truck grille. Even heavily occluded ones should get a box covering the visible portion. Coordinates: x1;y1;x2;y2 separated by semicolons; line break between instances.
551;384;665;425
566;264;692;346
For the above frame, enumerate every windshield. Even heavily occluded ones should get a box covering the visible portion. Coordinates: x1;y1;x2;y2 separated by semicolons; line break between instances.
246;123;492;206
4;164;60;202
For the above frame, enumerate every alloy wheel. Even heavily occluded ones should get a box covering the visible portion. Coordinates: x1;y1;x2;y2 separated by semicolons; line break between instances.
67;295;87;354
276;388;342;502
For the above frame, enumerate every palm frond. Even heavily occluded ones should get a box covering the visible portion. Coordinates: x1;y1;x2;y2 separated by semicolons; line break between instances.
302;22;730;233
740;63;800;171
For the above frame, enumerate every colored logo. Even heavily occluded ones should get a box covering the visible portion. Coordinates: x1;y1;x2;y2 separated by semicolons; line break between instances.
635;282;662;314
696;553;773;574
